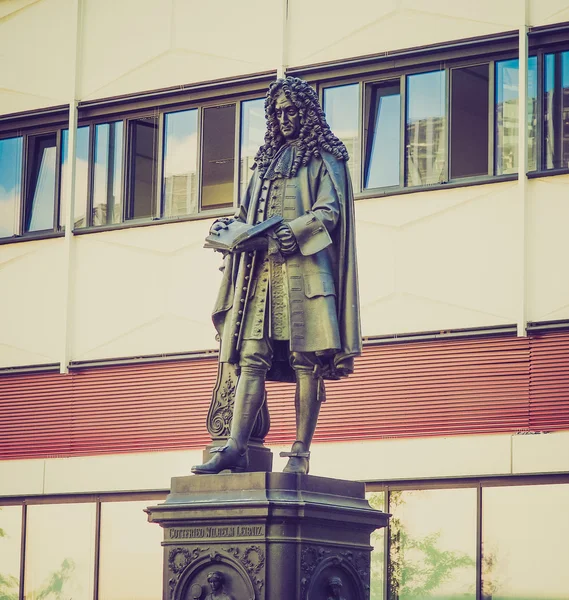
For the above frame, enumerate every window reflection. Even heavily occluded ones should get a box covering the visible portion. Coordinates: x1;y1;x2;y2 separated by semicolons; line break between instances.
163;109;198;218
60;126;90;228
388;489;476;600
482;484;569;600
24;503;95;600
406;71;447;186
451;64;490;178
128;116;158;220
495;57;537;175
324;84;360;189
98;501;163;600
366;491;386;599
25;134;57;232
93;122;124;226
202;105;236;210
364;81;400;189
544;51;569;170
0;137;22;238
239;98;265;201
0;505;22;600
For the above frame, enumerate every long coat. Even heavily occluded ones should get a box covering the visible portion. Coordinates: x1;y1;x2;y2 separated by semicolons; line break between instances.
212;150;361;382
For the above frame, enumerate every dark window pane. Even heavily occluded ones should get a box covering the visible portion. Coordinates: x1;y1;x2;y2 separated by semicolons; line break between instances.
495;57;537;175
25;133;57;232
364;81;401;189
482;484;569;599
544;53;557;169
98;501;163;600
128;116;158;220
406;70;447;186
60;126;90;229
239;98;265;201
24;503;95;600
0;505;22;600
0;137;22;237
202;104;235;210
163;109;198;217
93;122;124;225
388;489;476;600
451;64;490;178
324;84;360;187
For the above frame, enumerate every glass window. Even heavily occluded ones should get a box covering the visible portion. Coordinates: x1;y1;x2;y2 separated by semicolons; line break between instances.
60;126;90;229
324;84;361;188
544;51;569;170
162;109;198;218
239;98;265;201
364;81;401;189
0;505;22;600
366;491;386;599
201;104;236;210
25;133;57;232
451;64;490;178
388;489;476;600
24;503;95;600
93;121;124;226
98;501;163;600
406;70;447;186
482;483;569;600
0;137;23;238
495;57;537;175
128;116;158;220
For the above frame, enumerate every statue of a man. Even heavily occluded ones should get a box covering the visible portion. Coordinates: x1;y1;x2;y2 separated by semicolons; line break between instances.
192;76;361;475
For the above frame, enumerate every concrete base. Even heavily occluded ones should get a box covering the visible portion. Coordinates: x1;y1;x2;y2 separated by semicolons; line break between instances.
146;472;389;600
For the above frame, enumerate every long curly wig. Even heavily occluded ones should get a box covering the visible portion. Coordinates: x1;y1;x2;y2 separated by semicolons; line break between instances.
253;77;349;177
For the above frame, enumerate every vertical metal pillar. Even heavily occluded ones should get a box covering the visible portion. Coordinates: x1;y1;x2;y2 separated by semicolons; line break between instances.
517;0;529;338
60;0;82;373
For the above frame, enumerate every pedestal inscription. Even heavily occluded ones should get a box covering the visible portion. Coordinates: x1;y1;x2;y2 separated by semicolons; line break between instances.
146;472;389;600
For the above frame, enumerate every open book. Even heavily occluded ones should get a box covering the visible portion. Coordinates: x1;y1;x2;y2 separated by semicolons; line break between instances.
204;214;284;252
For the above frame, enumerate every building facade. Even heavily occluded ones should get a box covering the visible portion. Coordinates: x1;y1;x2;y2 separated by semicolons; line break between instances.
1;1;569;599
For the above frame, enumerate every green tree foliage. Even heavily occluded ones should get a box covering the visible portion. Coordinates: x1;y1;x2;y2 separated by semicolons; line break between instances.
36;559;76;600
367;491;476;599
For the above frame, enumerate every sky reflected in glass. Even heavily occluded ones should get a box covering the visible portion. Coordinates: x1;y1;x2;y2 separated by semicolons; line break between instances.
239;98;265;201
60;126;90;228
482;484;569;600
0;137;22;237
406;70;447;186
27;135;57;232
324;84;360;188
24;503;95;600
163;109;198;217
0;505;22;599
98;501;163;600
93;121;123;225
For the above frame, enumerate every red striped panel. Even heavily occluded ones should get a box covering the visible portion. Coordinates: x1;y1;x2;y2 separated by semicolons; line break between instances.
529;331;569;431
0;331;568;460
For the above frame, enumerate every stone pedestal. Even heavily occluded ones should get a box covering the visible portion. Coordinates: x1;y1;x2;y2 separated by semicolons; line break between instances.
146;472;389;600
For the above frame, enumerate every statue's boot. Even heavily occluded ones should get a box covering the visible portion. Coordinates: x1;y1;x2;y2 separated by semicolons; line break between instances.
191;367;265;475
281;367;324;475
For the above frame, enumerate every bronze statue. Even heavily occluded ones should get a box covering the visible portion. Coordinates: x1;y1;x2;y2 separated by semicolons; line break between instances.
192;76;361;475
204;572;234;600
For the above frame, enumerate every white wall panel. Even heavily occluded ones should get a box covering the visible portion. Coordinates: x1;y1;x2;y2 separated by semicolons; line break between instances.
527;175;569;323
287;0;518;68
529;0;569;26
72;219;222;361
79;0;281;101
357;182;519;337
0;239;65;367
0;0;74;116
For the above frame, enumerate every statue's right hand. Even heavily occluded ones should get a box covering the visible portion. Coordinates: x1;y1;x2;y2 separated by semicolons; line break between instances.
209;218;233;235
